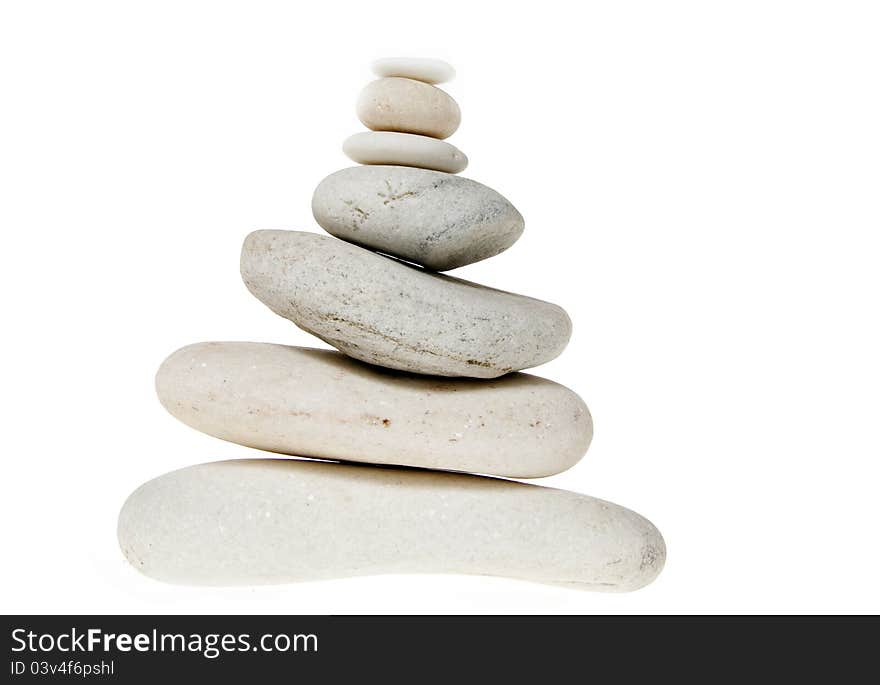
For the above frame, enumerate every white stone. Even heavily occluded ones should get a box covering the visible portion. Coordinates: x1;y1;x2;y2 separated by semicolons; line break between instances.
118;459;666;590
240;230;571;378
312;165;522;270
343;132;468;174
156;342;592;478
372;57;455;84
357;77;461;139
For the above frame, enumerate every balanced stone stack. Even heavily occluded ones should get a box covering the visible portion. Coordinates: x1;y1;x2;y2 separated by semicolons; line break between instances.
118;58;666;592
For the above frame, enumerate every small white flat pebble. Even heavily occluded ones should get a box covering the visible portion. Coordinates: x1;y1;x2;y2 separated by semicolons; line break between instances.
371;57;455;84
343;131;468;174
357;77;461;139
118;459;666;591
156;342;592;478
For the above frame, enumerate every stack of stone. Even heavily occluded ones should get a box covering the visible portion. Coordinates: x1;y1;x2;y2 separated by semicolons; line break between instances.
118;58;665;592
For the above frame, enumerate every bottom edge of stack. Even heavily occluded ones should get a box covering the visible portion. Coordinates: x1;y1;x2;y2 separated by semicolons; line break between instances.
118;458;665;592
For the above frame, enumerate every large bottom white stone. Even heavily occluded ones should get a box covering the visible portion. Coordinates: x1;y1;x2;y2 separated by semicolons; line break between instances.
118;459;665;591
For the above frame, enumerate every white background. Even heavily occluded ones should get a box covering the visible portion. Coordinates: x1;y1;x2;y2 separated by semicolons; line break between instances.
2;1;879;614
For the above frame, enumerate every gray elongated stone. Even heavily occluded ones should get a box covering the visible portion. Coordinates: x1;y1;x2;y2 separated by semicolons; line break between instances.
312;165;522;270
240;230;572;378
118;459;666;591
156;342;592;478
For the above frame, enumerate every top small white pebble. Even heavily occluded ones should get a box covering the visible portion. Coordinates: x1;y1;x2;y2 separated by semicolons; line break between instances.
371;57;455;84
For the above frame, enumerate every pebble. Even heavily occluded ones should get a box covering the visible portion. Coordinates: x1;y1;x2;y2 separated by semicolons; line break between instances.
240;230;572;378
156;342;592;478
118;459;666;590
357;77;460;139
343;131;468;174
371;57;455;84
312;165;522;270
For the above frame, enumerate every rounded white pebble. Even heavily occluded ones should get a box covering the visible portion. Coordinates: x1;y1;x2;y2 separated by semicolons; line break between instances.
372;57;455;84
343;131;468;174
357;78;461;139
118;459;666;590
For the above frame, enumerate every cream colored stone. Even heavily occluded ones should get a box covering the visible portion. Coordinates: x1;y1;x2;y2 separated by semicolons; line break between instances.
240;231;571;378
312;166;521;270
118;459;666;591
343;132;468;174
357;77;460;139
156;342;592;478
372;57;455;84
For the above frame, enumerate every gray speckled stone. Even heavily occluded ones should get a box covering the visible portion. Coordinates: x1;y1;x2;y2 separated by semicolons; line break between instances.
156;342;592;478
312;165;523;270
118;459;666;590
240;230;572;378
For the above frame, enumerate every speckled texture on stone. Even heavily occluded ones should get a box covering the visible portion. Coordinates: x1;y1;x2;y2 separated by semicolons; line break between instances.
240;230;572;378
372;57;455;84
156;342;592;478
343;132;468;174
357;77;461;139
118;459;666;590
312;166;522;270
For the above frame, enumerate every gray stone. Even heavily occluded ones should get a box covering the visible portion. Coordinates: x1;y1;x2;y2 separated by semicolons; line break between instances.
240;230;572;378
312;165;523;270
118;459;666;590
156;342;592;478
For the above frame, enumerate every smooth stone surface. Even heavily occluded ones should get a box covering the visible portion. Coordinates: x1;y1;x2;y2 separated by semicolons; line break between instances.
372;57;455;84
357;77;460;139
118;459;666;591
157;342;592;478
343;132;468;174
240;230;572;378
312;166;522;270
